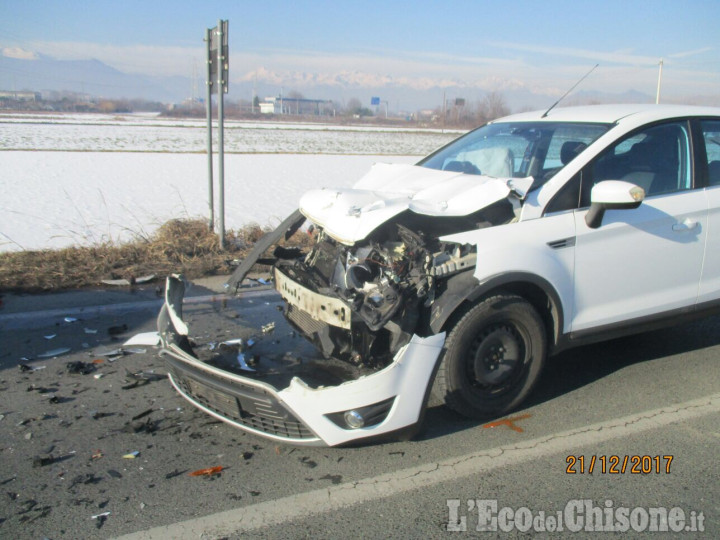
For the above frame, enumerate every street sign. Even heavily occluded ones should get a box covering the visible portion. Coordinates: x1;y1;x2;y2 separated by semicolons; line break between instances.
208;20;229;94
370;96;380;106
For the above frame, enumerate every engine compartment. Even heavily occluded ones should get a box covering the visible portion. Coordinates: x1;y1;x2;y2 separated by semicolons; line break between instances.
270;201;518;370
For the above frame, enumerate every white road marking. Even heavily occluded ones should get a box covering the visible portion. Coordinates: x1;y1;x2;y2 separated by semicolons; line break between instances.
117;392;720;539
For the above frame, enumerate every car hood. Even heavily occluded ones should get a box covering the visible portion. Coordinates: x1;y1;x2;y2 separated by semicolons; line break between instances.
299;163;533;245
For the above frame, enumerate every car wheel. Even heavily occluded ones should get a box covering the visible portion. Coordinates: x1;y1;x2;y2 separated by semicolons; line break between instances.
432;294;546;419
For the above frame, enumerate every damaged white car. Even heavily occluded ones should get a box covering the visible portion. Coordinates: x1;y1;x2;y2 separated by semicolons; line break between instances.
158;104;720;446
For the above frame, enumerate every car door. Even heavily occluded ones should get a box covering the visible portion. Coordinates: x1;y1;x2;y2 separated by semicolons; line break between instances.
570;120;707;333
698;118;720;305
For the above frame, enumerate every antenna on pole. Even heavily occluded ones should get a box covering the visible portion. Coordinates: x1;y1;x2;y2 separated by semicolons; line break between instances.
542;64;599;118
655;58;664;104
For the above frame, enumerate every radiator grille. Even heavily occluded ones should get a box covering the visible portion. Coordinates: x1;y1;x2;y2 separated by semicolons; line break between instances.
166;359;315;440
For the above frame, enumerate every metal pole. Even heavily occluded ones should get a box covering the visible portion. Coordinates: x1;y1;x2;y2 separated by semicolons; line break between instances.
205;28;214;231
217;20;225;249
656;58;664;104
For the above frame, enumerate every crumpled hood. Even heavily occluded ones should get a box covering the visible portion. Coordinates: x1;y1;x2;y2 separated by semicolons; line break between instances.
299;163;533;245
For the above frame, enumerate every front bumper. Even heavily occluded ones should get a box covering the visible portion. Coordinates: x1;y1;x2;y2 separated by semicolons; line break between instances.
158;275;445;447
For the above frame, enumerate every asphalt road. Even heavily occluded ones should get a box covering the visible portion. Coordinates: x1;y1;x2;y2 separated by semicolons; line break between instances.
0;280;717;539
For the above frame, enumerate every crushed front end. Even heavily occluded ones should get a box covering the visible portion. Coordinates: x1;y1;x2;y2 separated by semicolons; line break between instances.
158;164;528;446
158;270;446;447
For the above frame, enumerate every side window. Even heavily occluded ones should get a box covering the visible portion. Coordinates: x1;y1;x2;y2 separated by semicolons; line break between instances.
701;120;720;186
580;121;692;206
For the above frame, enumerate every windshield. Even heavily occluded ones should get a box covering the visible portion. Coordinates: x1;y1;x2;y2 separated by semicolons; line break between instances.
418;121;610;190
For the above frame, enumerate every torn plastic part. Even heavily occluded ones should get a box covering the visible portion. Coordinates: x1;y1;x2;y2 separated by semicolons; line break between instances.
165;274;189;336
123;332;161;347
225;209;306;293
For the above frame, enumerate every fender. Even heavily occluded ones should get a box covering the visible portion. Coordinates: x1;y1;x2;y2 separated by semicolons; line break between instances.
430;271;565;350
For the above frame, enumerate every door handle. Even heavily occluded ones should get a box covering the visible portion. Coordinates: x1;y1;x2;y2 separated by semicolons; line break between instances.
672;219;699;232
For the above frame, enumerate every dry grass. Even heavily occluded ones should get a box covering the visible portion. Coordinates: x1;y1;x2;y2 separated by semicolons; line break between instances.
0;218;312;292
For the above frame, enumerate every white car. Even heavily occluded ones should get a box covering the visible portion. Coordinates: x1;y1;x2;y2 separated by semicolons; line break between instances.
158;104;720;446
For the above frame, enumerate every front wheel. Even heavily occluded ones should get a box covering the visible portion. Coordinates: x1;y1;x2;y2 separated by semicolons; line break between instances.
432;294;546;419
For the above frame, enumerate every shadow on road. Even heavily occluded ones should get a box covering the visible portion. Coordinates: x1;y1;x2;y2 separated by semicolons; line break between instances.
418;314;720;442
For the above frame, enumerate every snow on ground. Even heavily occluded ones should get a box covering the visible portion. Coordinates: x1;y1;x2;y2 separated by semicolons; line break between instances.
0;120;456;154
1;151;416;251
0;114;463;252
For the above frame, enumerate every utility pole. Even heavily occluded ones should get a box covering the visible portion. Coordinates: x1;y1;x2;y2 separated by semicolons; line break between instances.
205;20;229;248
216;19;226;249
205;28;214;231
656;58;664;104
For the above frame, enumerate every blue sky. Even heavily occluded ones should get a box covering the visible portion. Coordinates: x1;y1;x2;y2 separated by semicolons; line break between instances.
1;0;718;102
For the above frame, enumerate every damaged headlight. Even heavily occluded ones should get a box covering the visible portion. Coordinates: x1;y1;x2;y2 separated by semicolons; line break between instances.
431;243;477;277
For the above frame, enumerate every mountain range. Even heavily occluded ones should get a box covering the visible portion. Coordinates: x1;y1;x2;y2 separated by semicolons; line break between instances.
1;49;659;112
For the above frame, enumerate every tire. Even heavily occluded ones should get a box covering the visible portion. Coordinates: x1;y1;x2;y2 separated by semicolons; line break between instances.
432;294;546;419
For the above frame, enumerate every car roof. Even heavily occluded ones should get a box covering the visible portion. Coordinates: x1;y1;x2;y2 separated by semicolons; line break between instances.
491;103;720;125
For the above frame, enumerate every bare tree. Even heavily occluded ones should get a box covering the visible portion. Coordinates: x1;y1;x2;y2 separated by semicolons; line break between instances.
477;91;510;124
346;97;362;112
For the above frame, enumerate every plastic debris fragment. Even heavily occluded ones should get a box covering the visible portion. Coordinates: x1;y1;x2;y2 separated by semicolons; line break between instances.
92;511;110;528
261;322;275;334
64;317;78;323
44;334;56;340
123;451;140;459
38;348;71;358
96;348;126;357
123;332;160;347
91;511;111;519
236;353;256;372
102;274;155;286
189;466;223;477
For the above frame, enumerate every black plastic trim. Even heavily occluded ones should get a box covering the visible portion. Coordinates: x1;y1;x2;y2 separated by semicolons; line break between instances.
555;298;720;353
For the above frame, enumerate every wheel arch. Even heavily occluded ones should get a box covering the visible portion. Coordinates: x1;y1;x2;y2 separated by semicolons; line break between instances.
430;272;565;354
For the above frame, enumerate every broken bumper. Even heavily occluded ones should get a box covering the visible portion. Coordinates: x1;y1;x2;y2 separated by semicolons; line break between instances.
157;276;445;447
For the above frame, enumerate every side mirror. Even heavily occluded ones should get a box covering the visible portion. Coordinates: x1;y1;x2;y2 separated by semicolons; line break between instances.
585;180;645;229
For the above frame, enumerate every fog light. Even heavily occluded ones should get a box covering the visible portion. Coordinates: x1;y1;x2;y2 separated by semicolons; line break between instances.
343;410;365;429
326;397;396;430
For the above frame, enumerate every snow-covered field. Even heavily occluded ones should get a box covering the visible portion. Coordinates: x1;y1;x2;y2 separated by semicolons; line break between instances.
0;113;461;252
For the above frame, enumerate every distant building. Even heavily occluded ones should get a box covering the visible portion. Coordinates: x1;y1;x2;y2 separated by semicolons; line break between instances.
0;91;41;102
260;96;333;115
